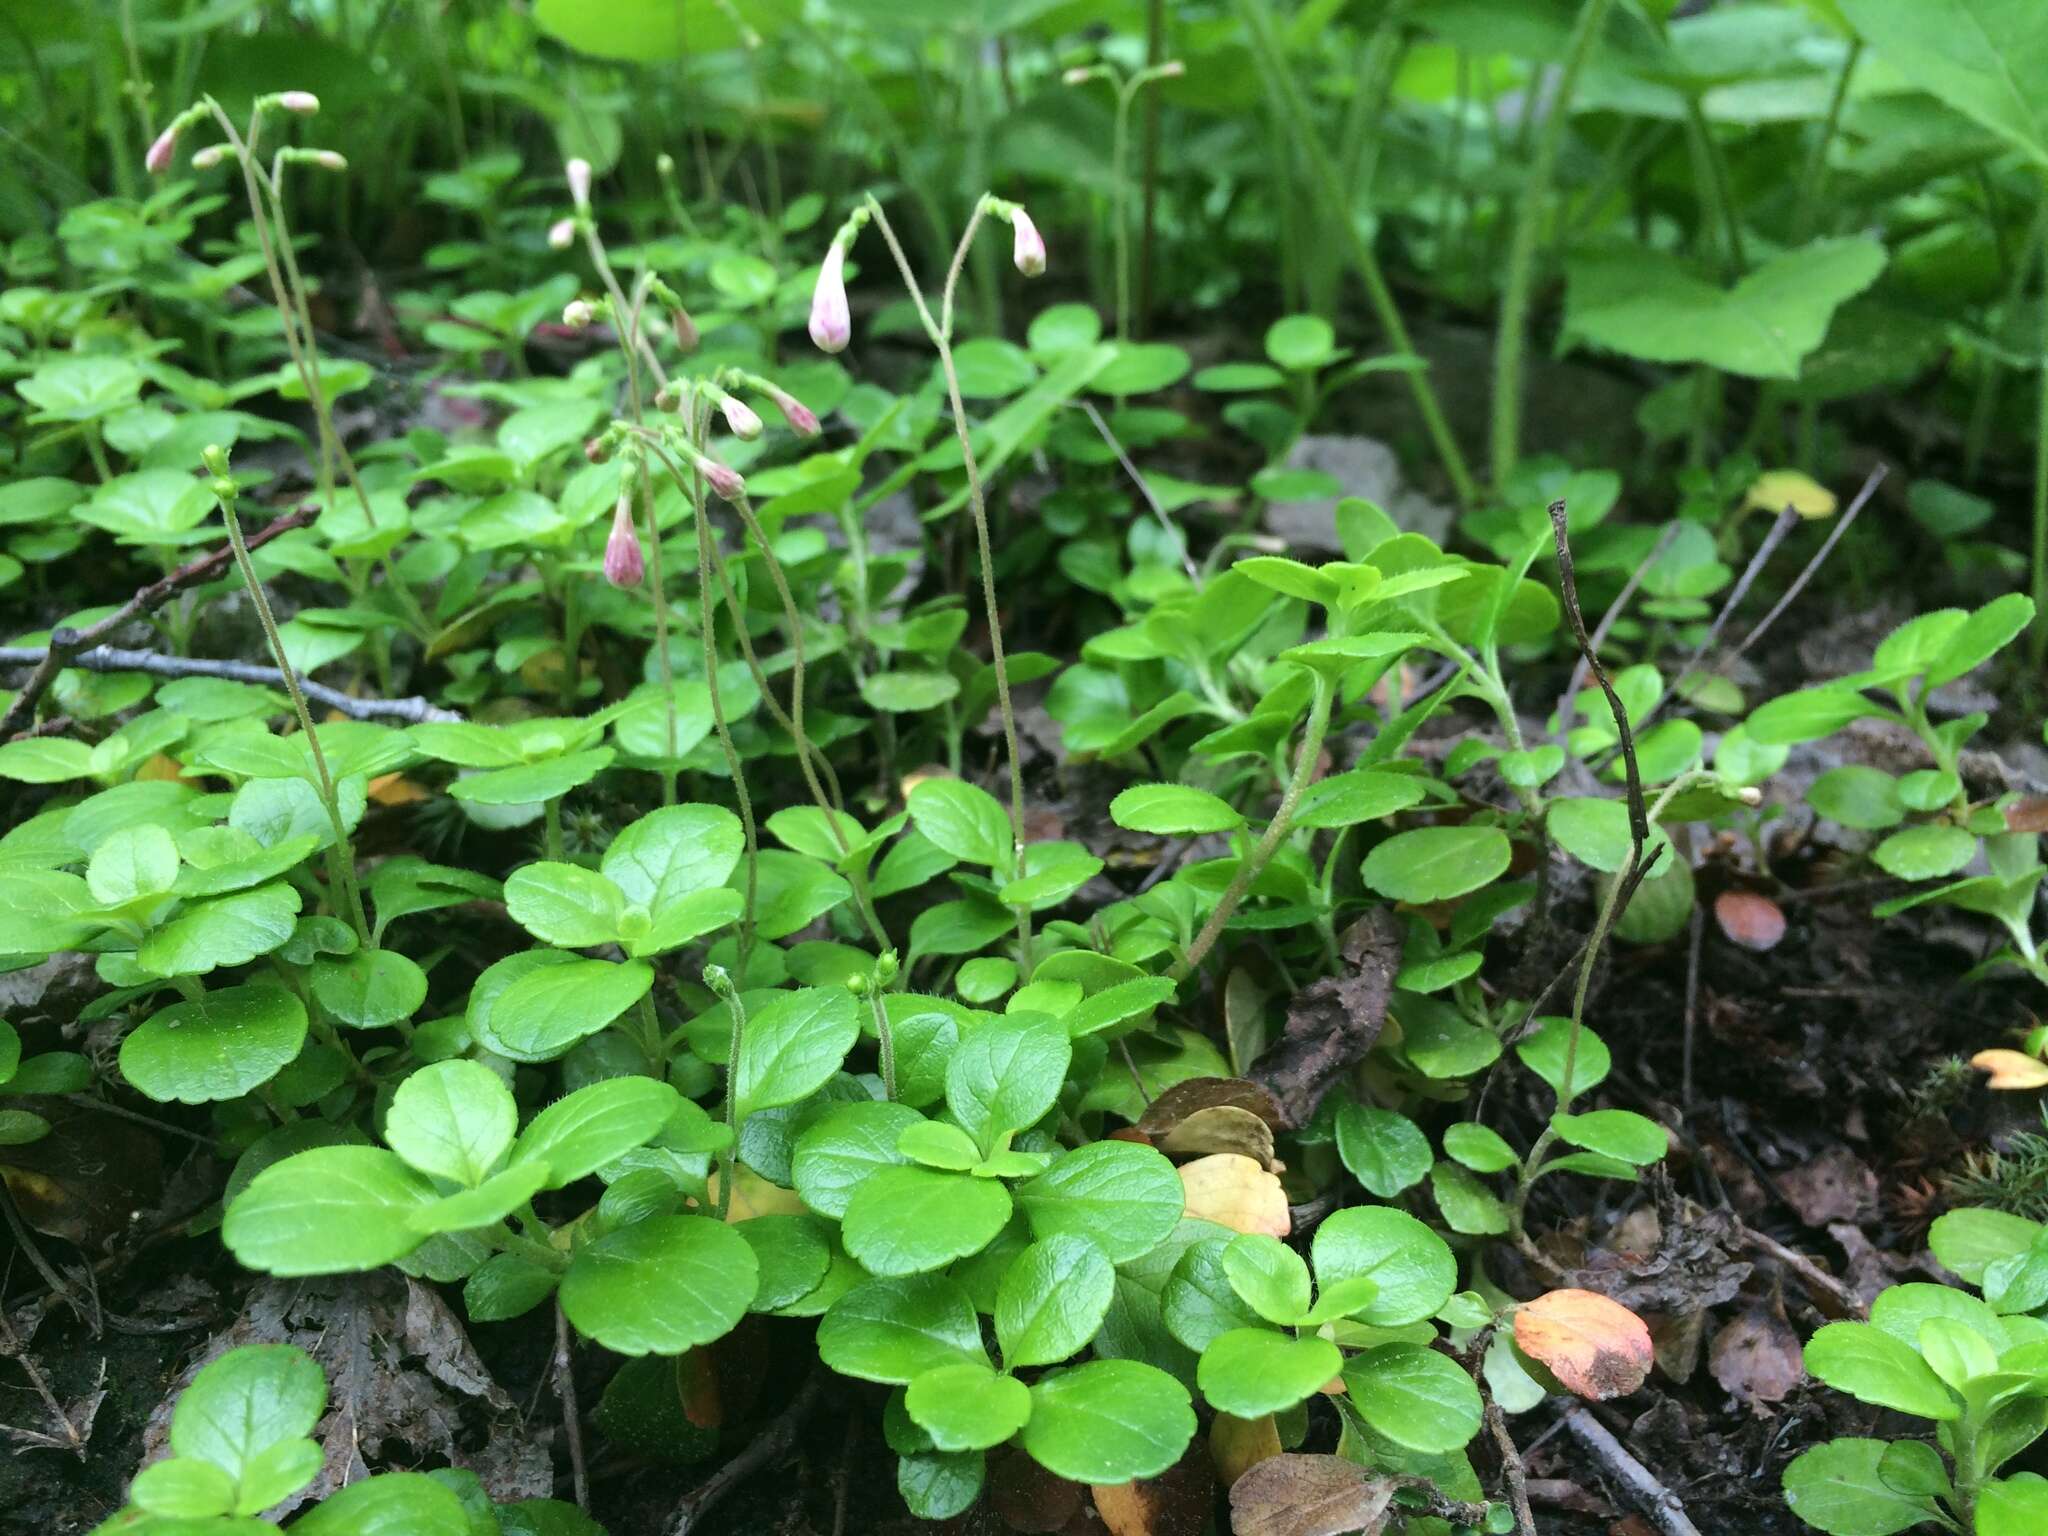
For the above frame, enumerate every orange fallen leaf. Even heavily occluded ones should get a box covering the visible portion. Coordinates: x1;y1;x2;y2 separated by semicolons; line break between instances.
368;772;429;805
1514;1288;1653;1401
1177;1152;1289;1237
1972;1049;2048;1090
1092;1442;1212;1536
1714;890;1785;952
704;1167;807;1220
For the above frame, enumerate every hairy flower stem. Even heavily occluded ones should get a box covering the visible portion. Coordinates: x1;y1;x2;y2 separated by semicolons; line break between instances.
2034;166;2048;669
204;453;369;943
1170;674;1334;982
863;194;1036;974
707;972;748;1221
1488;0;1616;488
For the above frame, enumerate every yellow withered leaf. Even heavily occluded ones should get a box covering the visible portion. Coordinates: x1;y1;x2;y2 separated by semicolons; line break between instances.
1177;1152;1289;1237
1972;1049;2048;1090
1744;469;1836;520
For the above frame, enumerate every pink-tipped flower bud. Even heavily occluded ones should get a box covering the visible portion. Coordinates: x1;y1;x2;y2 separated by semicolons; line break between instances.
603;495;643;588
145;123;180;175
312;150;347;172
765;386;820;438
809;243;851;354
278;91;320;114
548;217;576;250
720;395;764;441
669;307;699;353
566;157;592;211
191;145;228;170
702;458;745;502
1011;208;1047;277
563;299;594;328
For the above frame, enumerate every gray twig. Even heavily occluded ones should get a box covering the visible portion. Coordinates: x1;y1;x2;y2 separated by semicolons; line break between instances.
1726;464;1886;665
0;646;457;724
1558;1402;1704;1536
1555;520;1680;745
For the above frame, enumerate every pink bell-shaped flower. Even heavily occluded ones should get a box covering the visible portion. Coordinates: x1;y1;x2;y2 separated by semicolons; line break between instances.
603;496;643;588
145;124;180;175
809;244;851;354
1011;208;1047;277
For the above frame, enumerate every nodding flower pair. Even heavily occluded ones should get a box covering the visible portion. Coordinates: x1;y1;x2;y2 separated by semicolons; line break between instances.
808;200;1046;355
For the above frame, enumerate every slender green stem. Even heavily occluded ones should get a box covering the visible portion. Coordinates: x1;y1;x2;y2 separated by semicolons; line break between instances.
543;796;564;861
634;993;665;1078
685;465;757;977
714;981;749;1221
1234;0;1478;507
1170;675;1335;981
867;978;897;1100
1791;38;1859;246
2034;168;2048;669
1489;0;1617;489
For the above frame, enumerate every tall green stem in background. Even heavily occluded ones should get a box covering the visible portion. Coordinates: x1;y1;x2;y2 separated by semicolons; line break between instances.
1488;0;1617;491
1235;0;1478;509
2033;168;2048;669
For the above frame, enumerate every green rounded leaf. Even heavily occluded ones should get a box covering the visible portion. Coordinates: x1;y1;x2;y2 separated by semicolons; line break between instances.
735;1213;833;1312
475;953;653;1063
512;1076;682;1189
138;882;302;978
1221;1234;1313;1325
819;1273;988;1384
1335;1104;1433;1197
120;984;307;1105
792;1101;922;1219
287;1471;470;1536
1362;827;1512;903
1198;1328;1341;1417
1342;1342;1483;1453
1871;825;1977;881
995;1235;1116;1368
1016;1140;1185;1265
1805;1322;1960;1420
908;779;1012;869
223;1146;434;1275
504;862;626;947
384;1060;516;1185
1019;1360;1195;1483
1109;783;1245;836
170;1343;326;1508
1783;1438;1944;1536
946;1012;1071;1154
1310;1207;1457;1326
905;1362;1032;1452
734;986;861;1120
311;947;428;1030
1550;1110;1668;1167
843;1165;1013;1276
559;1215;757;1355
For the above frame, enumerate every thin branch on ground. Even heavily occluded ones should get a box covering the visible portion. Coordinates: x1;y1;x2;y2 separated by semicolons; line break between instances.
1641;505;1800;730
1485;1400;1538;1536
0;646;458;724
668;1373;824;1536
1737;1221;1868;1318
1076;401;1201;585
1725;463;1887;666
553;1304;588;1511
0;506;314;739
1555;519;1680;745
1558;1402;1704;1536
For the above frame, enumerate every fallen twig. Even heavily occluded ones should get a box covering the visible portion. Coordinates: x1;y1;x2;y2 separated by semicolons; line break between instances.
1558;1402;1704;1536
0;506;314;739
1555;519;1680;745
669;1373;824;1536
1726;463;1886;666
1738;1220;1868;1318
554;1304;589;1512
1486;1399;1538;1536
1644;505;1801;729
0;646;458;724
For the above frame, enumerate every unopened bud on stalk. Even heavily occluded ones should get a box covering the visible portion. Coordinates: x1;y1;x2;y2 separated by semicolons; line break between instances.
669;307;699;353
1156;60;1186;79
809;243;851;353
1738;786;1764;806
1010;207;1047;277
719;395;764;441
1062;66;1094;85
191;144;230;170
762;384;820;437
563;299;594;328
655;384;680;412
278;91;320;114
565;157;592;211
584;437;609;464
701;457;745;503
657;152;676;177
145;123;180;174
311;150;347;172
603;492;644;588
548;217;576;250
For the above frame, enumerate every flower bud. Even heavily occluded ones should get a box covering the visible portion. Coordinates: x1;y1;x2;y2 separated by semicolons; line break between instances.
547;217;576;250
657;152;676;176
191;145;228;170
1062;66;1093;85
312;150;347;172
1010;207;1047;277
1738;786;1764;806
566;157;592;211
603;495;643;588
809;243;851;354
701;458;745;503
145;124;180;175
1157;60;1186;79
720;395;764;441
764;385;820;438
669;307;699;353
563;299;594;328
278;91;320;114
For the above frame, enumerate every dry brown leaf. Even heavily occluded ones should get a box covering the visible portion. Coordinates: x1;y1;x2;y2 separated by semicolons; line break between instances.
1160;1106;1278;1171
1091;1442;1213;1536
991;1447;1086;1532
1713;890;1785;952
1137;1077;1285;1135
1228;1453;1395;1536
1778;1145;1878;1227
1514;1289;1654;1401
1709;1307;1805;1408
2005;796;2048;834
1208;1412;1283;1487
1972;1049;2048;1090
1177;1153;1289;1237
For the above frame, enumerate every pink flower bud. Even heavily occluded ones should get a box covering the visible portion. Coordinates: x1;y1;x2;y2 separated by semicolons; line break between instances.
1157;60;1185;78
670;307;699;353
702;458;745;502
1062;66;1093;85
1011;208;1047;277
563;300;593;328
192;145;227;170
312;150;347;172
566;157;592;211
765;386;820;438
279;91;320;114
603;496;643;588
145;124;179;175
809;243;851;354
720;396;764;441
548;217;576;250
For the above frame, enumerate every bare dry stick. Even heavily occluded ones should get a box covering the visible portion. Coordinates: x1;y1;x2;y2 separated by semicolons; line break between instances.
553;1304;589;1511
1554;520;1680;745
1558;1403;1704;1536
1726;464;1887;665
0;506;312;738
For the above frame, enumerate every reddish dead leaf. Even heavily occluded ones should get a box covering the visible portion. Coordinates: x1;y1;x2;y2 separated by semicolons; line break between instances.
1177;1153;1290;1237
1107;1127;1154;1145
1709;1307;1805;1409
2005;796;2048;834
1778;1145;1878;1227
677;1348;721;1429
1091;1440;1213;1536
991;1448;1085;1532
1208;1412;1283;1488
1713;890;1785;951
1972;1049;2048;1090
1229;1454;1395;1536
1514;1289;1654;1401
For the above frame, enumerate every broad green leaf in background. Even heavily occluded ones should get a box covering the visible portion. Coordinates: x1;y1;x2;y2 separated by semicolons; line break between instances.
1564;237;1888;378
120;985;307;1104
1838;0;2048;166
